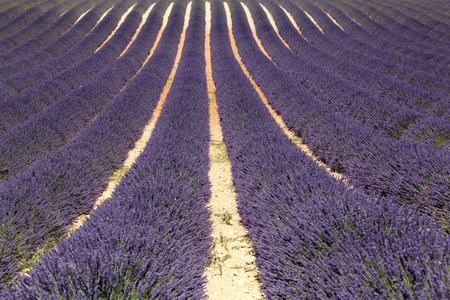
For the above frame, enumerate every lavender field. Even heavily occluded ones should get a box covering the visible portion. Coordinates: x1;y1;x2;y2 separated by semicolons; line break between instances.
0;0;448;298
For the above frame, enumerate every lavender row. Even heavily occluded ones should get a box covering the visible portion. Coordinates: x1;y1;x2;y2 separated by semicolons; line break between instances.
0;0;58;33
278;0;450;79
340;0;450;46
253;0;450;145
340;0;450;48
312;0;450;60
0;0;137;132
310;0;448;62
244;0;450;148
369;0;450;39
0;0;48;24
287;0;450;73
316;0;450;63
0;0;36;14
0;0;184;286
0;0;98;64
273;1;450;99
0;0;117;78
0;0;132;99
211;1;449;298
3;1;211;297
398;0;450;23
0;0;159;180
0;0;77;51
228;0;450;220
262;0;450;104
308;0;450;69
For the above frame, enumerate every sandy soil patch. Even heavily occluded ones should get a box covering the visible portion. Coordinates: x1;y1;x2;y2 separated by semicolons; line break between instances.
204;3;264;300
62;8;92;35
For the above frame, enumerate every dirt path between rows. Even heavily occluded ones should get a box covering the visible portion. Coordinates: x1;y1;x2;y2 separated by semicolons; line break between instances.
226;2;345;182
69;1;183;234
63;7;92;35
118;3;155;58
204;3;263;299
302;8;325;33
94;3;137;53
326;12;346;31
18;3;186;278
279;5;310;41
258;3;292;50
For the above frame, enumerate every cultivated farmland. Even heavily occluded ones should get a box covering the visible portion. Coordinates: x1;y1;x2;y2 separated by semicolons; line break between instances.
0;0;449;298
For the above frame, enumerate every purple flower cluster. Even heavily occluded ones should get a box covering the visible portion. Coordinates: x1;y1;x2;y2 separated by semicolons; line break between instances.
210;1;449;298
3;1;211;297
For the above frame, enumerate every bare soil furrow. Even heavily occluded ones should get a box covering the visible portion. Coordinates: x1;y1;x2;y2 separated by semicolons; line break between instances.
204;3;263;299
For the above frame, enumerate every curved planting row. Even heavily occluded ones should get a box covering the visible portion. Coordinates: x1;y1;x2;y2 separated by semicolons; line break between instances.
0;0;80;49
321;0;450;75
3;1;212;297
338;0;450;48
0;0;54;26
243;0;450;149
227;0;450;220
252;0;450;148
368;0;450;39
0;0;138;134
0;0;117;78
0;0;181;286
282;0;450;78
289;0;446;63
0;0;130;98
397;0;450;24
0;0;99;63
210;1;449;298
0;0;163;181
309;0;450;63
265;0;450;99
0;0;62;35
0;0;448;297
0;0;38;15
